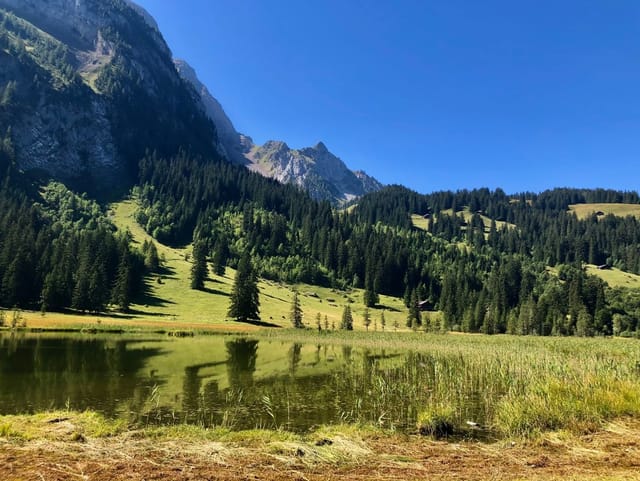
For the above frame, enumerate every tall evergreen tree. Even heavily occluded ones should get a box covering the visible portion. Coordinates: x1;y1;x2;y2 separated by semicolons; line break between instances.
112;250;132;312
290;289;303;328
212;236;229;276
407;289;422;329
227;250;260;322
341;305;353;330
190;241;208;290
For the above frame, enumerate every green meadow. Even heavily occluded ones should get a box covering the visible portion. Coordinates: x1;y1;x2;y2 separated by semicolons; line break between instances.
104;199;412;331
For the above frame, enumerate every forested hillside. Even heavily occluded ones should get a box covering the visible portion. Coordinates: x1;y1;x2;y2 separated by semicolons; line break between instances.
0;164;144;314
133;149;640;337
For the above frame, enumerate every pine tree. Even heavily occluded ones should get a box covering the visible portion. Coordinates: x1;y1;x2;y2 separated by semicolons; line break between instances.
290;289;304;328
212;237;229;276
341;305;353;330
190;241;208;290
143;240;159;271
316;312;322;331
380;310;386;331
112;249;132;312
407;289;422;329
227;250;260;322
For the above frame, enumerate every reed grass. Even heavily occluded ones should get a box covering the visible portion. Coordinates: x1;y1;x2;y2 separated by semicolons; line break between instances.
250;330;640;438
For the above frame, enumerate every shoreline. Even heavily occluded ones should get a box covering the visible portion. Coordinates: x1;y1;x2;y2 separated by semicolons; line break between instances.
1;411;640;481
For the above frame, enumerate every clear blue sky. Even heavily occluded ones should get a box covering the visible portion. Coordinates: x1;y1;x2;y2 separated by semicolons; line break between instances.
134;0;640;195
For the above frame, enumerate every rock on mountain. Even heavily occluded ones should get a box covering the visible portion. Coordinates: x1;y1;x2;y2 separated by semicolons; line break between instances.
0;0;219;195
246;140;383;205
174;59;250;166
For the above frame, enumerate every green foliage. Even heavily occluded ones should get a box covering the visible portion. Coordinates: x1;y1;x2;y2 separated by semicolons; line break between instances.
0;172;143;313
406;290;421;329
190;241;208;290
341;305;353;331
417;404;456;438
227;251;260;322
290;290;303;328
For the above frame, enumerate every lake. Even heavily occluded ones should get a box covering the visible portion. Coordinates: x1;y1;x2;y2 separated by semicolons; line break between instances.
2;332;640;437
0;332;493;434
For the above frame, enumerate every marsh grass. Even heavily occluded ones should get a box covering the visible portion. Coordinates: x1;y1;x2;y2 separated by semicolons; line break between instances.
248;330;640;438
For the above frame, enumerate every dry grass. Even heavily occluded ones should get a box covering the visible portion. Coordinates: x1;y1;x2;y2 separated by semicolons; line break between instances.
1;412;640;480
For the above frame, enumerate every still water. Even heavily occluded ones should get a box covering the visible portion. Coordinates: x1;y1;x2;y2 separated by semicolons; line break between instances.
0;333;488;433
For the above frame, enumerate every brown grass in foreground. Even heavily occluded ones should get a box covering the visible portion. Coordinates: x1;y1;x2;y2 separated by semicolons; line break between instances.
1;417;639;481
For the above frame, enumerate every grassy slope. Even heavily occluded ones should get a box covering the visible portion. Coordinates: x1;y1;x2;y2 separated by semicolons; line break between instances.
569;203;640;220
106;199;410;331
585;265;640;289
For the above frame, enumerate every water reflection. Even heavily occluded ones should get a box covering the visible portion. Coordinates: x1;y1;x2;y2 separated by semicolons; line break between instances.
0;333;493;435
0;333;163;416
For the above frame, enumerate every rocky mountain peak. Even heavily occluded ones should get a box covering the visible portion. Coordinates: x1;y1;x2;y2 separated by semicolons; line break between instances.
313;141;328;153
262;140;290;154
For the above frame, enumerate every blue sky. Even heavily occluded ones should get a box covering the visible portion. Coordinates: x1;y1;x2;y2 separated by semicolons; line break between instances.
134;0;640;194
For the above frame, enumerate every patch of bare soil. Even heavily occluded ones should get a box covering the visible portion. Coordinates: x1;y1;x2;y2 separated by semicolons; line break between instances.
1;422;640;481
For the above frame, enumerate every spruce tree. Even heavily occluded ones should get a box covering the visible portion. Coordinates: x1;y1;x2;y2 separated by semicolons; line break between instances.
190;241;208;290
290;289;304;328
212;237;229;276
341;305;353;330
227;250;260;322
112;251;132;312
380;310;386;331
407;289;422;329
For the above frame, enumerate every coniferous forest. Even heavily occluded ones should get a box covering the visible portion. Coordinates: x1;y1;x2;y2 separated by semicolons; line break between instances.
2;133;640;337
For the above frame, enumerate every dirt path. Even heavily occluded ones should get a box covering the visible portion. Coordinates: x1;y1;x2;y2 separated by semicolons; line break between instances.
2;422;640;480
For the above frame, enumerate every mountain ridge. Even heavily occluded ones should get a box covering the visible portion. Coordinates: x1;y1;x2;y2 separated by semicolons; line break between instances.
173;57;383;204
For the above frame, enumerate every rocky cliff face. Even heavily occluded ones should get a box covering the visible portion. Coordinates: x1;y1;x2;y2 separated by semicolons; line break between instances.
0;0;218;194
246;140;383;205
174;59;249;165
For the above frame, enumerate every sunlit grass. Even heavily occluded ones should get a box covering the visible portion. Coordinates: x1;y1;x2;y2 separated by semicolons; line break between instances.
584;264;640;289
569;203;640;220
107;198;411;331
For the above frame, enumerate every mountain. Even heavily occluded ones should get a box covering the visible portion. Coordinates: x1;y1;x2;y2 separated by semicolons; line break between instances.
173;59;251;166
0;0;381;203
245;140;383;204
173;59;383;205
0;0;219;195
